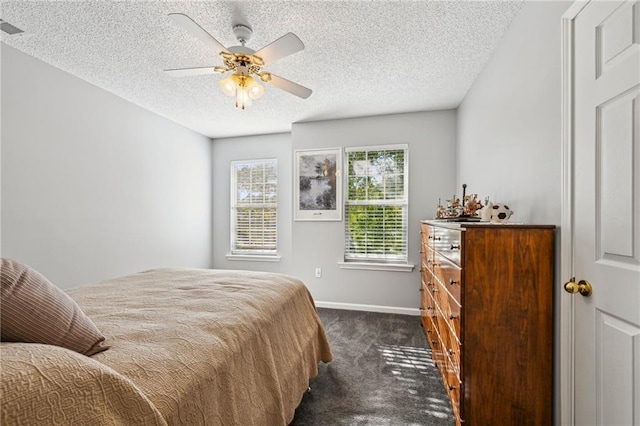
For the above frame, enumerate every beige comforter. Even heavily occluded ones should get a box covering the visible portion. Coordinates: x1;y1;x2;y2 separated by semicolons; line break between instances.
1;268;332;425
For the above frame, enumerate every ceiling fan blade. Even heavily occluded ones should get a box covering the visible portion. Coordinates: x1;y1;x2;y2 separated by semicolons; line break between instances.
164;66;219;77
267;74;312;99
168;13;229;55
253;33;304;64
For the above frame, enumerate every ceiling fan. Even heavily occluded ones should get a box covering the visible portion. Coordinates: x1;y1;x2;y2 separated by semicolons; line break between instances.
165;13;312;109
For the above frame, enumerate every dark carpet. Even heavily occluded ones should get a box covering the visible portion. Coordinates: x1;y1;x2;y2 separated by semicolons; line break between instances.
291;308;455;426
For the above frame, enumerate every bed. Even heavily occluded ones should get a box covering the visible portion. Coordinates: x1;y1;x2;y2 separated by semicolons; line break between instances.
0;263;332;425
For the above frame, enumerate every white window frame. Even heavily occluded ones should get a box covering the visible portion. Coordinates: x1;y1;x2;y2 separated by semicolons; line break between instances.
227;158;280;262
340;144;413;272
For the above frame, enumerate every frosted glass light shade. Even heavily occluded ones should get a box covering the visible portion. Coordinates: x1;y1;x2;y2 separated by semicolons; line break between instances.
248;78;265;100
219;75;237;97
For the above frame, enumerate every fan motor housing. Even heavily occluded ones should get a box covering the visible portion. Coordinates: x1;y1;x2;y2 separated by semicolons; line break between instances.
228;45;255;55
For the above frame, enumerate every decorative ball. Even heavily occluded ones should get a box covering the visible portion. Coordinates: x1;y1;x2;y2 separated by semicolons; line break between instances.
491;203;513;223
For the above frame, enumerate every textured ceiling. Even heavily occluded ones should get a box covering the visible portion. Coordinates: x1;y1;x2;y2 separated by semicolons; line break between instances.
1;1;524;139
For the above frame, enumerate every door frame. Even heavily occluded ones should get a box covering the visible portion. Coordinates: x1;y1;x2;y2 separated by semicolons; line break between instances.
560;2;592;425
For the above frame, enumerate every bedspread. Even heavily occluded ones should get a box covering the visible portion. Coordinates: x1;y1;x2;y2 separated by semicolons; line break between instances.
0;342;166;425
1;268;332;425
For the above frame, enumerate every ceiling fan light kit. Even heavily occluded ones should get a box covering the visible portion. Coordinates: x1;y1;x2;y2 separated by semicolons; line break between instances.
165;13;311;110
219;74;265;109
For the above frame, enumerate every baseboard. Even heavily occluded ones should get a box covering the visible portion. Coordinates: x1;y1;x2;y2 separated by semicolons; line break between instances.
315;301;420;316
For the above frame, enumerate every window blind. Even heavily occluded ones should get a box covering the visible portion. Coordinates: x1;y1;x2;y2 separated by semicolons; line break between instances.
344;145;408;263
230;159;277;254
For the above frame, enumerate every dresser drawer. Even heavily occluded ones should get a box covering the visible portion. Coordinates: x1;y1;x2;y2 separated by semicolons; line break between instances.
433;283;461;339
435;291;461;344
420;290;438;349
423;312;446;369
420;281;433;310
443;357;462;424
420;283;439;330
432;303;459;362
445;336;461;380
432;252;462;306
430;283;459;340
421;222;433;235
422;246;436;275
420;304;435;339
432;227;462;266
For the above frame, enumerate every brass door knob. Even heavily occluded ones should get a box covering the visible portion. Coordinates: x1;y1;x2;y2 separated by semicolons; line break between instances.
564;277;592;297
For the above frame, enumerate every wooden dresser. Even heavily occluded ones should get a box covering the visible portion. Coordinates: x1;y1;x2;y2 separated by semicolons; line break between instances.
419;220;555;425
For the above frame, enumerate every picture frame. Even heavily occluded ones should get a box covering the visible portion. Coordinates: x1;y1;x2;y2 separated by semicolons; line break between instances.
294;148;342;221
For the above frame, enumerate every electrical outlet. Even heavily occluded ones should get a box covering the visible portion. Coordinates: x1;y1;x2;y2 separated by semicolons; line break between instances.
315;268;322;278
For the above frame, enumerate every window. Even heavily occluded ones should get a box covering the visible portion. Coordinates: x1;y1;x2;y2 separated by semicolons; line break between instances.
344;145;408;264
230;159;277;257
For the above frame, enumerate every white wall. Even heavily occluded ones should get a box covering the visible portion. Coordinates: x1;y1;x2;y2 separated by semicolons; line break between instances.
211;133;293;273
212;110;456;311
1;44;213;289
457;1;572;225
456;2;572;423
211;111;456;311
292;111;457;310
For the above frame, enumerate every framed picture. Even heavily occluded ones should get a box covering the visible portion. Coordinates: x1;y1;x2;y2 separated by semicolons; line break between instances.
294;148;342;221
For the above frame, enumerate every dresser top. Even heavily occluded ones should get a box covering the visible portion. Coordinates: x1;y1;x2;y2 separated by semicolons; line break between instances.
421;219;556;230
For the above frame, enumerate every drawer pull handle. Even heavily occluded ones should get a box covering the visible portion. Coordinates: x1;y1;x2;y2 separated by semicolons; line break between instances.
428;235;442;241
450;244;460;250
448;385;456;391
448;349;455;356
449;279;458;285
431;340;438;345
449;315;459;320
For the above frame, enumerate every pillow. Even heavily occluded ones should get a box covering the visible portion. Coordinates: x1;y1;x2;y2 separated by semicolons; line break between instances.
0;258;109;356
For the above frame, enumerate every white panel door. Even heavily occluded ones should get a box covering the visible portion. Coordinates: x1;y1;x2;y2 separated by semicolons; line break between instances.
573;1;640;424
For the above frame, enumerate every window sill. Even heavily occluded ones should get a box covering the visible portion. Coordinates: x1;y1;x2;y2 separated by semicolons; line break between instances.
226;254;281;262
337;261;415;272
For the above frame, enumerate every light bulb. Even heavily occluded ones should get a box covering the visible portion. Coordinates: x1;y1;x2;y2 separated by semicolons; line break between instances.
248;77;265;100
219;75;236;97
